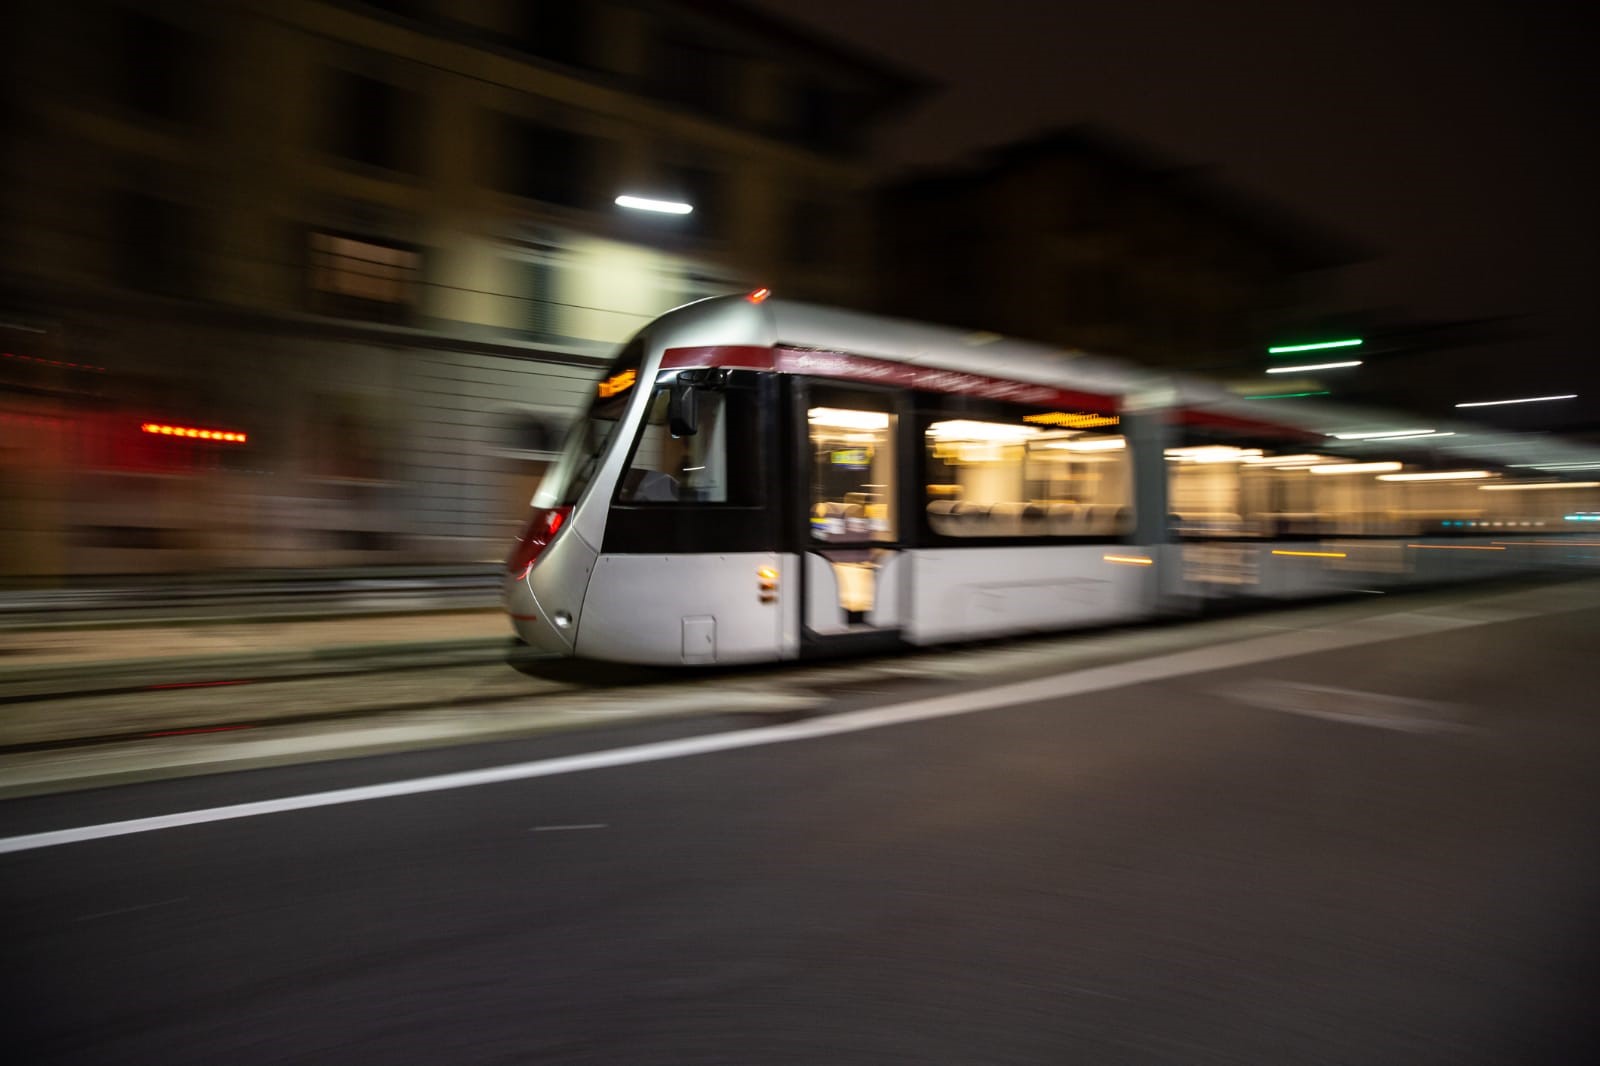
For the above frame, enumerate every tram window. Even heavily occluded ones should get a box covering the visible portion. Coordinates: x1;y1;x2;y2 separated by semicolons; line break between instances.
924;414;1131;538
618;381;761;505
808;404;897;543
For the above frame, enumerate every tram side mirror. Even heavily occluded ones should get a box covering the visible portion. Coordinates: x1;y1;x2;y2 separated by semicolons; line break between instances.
669;382;699;437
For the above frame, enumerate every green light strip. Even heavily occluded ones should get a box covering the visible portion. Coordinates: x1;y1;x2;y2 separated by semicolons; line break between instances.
1241;390;1331;400
1267;338;1363;355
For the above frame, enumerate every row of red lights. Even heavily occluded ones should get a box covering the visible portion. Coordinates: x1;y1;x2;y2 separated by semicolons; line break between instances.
142;422;248;443
3;351;106;372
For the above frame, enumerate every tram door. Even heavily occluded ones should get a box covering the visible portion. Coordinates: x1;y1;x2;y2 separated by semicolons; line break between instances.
800;383;907;649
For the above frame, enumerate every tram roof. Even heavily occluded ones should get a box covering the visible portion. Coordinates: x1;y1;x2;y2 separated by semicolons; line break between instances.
669;295;1600;476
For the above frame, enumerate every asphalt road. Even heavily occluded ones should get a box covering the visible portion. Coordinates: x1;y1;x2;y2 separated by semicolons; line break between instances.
4;588;1600;1064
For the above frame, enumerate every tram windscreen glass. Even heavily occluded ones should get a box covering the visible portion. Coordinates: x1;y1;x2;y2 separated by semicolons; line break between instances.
537;337;644;509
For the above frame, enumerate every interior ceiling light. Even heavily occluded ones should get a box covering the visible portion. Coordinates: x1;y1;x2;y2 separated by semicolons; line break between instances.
1309;462;1403;475
926;420;1041;442
1045;437;1125;451
1376;470;1494;482
808;407;888;431
1479;480;1600;491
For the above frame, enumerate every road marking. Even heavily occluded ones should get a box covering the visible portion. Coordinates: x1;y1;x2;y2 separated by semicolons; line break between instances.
0;596;1579;856
1217;679;1475;734
530;823;607;832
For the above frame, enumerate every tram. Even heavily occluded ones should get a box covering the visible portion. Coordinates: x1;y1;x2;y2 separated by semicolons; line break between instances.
505;292;1600;664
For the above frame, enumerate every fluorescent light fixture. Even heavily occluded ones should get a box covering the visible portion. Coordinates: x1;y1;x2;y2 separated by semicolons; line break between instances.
1455;393;1577;408
1241;390;1331;400
1045;437;1126;451
1309;462;1403;475
1244;453;1329;466
809;407;888;431
614;194;693;215
1103;554;1154;566
1268;338;1363;354
1265;360;1363;374
926;419;1040;442
1510;461;1600;470
1164;446;1263;463
1271;550;1348;558
1479;480;1600;491
1376;470;1493;482
1330;429;1434;440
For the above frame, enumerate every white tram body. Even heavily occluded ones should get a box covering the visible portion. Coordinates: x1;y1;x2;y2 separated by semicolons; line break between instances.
505;293;1600;665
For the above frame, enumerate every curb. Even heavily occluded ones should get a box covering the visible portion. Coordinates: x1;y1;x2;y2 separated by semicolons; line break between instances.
0;636;523;704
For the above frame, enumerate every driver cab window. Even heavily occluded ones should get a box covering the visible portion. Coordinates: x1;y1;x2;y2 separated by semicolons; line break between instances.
617;373;760;505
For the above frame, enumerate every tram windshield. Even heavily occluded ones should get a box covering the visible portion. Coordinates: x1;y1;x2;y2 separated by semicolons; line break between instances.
533;336;645;509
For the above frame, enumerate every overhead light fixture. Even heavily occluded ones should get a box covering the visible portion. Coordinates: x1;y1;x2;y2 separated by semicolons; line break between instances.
1479;481;1600;491
1376;470;1494;482
1243;453;1329;466
1045;437;1125;451
1241;390;1331;400
926;419;1040;442
1265;360;1362;374
615;194;693;215
1164;446;1264;463
1455;393;1577;408
1309;462;1403;475
808;408;888;431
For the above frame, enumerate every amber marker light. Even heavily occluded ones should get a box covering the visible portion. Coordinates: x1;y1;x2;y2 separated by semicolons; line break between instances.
1271;550;1347;558
747;287;771;303
142;422;247;443
757;565;779;602
1103;554;1154;566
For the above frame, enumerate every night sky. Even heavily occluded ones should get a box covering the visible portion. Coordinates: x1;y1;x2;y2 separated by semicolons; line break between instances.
750;0;1599;429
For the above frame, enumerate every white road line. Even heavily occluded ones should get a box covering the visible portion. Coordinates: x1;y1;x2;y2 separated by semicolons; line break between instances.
530;823;607;832
75;897;188;922
0;602;1562;856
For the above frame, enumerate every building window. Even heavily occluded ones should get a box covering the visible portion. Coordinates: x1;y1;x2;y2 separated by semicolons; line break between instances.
666;162;725;239
308;231;420;322
493;114;596;210
113;9;202;124
320;69;420;174
651;33;737;120
111;189;196;296
511;2;592;69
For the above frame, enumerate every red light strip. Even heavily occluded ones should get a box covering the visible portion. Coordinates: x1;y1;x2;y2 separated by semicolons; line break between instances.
3;351;106;372
142;422;248;443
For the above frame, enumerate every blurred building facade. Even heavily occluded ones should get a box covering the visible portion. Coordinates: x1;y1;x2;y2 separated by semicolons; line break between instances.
1;0;921;576
877;126;1359;371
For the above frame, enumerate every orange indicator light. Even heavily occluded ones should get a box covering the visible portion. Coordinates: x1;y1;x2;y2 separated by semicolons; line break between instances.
141;422;247;443
1103;554;1154;566
747;287;771;303
1271;550;1347;558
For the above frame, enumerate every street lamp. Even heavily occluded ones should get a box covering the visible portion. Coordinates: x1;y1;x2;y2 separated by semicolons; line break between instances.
615;194;693;215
